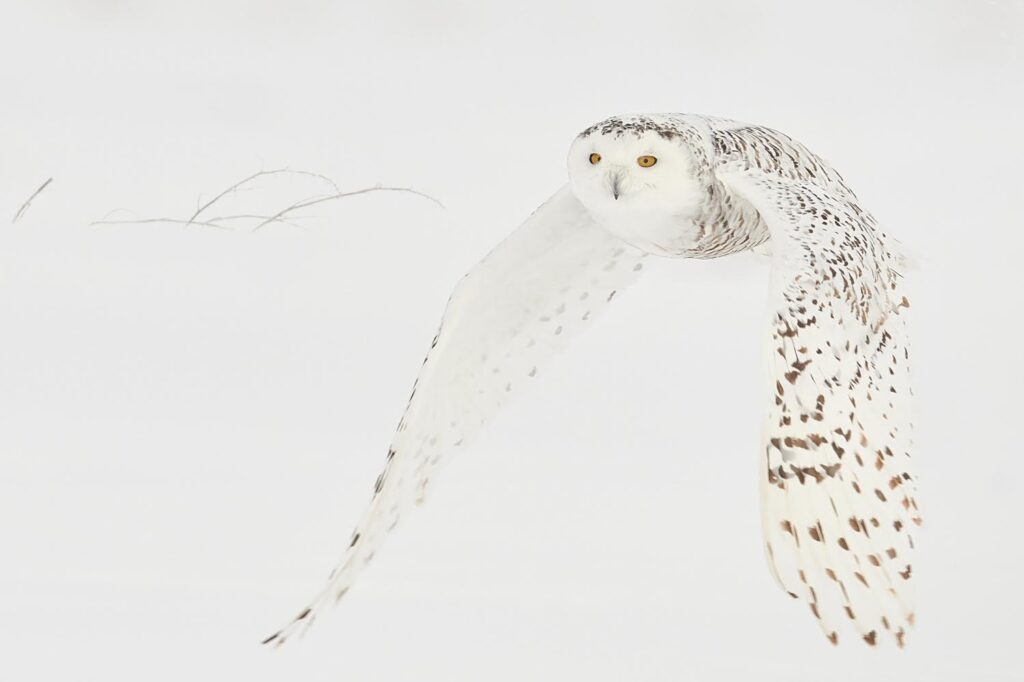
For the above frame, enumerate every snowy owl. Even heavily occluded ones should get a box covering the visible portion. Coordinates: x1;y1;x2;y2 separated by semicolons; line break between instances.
264;114;918;649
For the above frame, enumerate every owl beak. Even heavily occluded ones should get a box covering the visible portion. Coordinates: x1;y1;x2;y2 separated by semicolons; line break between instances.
608;169;624;200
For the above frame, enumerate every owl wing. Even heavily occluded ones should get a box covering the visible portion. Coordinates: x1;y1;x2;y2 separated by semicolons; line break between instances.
263;186;647;645
718;164;918;647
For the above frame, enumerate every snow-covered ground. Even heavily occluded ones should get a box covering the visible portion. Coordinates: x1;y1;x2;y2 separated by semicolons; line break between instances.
1;1;1021;680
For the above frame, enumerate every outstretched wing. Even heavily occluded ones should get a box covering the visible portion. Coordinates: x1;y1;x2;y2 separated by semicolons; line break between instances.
719;165;918;647
264;186;646;645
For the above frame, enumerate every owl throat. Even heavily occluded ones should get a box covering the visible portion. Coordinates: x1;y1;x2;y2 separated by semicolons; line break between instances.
589;186;769;260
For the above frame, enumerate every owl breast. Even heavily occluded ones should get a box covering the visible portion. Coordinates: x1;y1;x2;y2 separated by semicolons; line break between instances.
588;206;702;258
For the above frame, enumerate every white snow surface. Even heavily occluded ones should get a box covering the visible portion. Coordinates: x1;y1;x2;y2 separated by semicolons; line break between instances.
0;1;1021;680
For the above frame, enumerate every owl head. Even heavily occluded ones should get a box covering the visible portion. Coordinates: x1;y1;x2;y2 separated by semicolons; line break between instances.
567;114;709;256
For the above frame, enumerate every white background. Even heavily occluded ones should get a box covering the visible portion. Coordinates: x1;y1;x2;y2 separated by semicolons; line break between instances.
1;1;1021;680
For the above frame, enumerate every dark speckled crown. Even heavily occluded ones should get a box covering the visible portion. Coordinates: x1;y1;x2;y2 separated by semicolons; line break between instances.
577;115;683;140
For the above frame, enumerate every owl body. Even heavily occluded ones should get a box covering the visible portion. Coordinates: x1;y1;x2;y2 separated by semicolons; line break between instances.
265;113;917;651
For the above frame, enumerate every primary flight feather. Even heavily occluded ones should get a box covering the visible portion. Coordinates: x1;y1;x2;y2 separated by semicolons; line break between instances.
263;114;918;648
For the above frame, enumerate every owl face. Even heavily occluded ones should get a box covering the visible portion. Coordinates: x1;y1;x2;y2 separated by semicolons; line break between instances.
567;121;706;257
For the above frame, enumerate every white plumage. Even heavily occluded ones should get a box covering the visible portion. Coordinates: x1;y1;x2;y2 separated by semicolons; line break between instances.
720;164;917;647
264;114;918;649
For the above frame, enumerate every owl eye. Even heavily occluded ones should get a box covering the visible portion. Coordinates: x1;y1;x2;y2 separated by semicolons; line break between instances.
589;153;602;165
637;155;657;168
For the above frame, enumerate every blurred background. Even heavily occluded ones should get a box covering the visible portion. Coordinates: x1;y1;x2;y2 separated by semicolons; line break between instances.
1;1;1021;680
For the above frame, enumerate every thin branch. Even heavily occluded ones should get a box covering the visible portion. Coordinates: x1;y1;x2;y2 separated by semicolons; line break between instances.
12;177;53;223
95;169;441;234
90;217;232;231
93;214;303;232
204;214;310;231
252;186;444;231
186;169;279;225
279;170;340;195
185;169;340;226
204;213;295;223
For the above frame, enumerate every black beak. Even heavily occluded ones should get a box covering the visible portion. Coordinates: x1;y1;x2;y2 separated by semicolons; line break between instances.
611;175;621;200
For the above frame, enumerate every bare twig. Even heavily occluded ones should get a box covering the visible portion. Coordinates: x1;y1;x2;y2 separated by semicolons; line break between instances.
204;213;297;224
90;217;232;230
12;177;53;223
95;169;441;234
278;170;340;195
185;168;340;226
252;186;444;231
204;214;310;231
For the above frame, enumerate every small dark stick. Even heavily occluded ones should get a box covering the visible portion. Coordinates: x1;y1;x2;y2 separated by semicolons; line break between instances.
12;177;53;223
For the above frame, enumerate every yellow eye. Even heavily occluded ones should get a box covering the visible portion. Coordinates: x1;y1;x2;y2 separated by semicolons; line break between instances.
637;155;657;168
589;153;602;165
